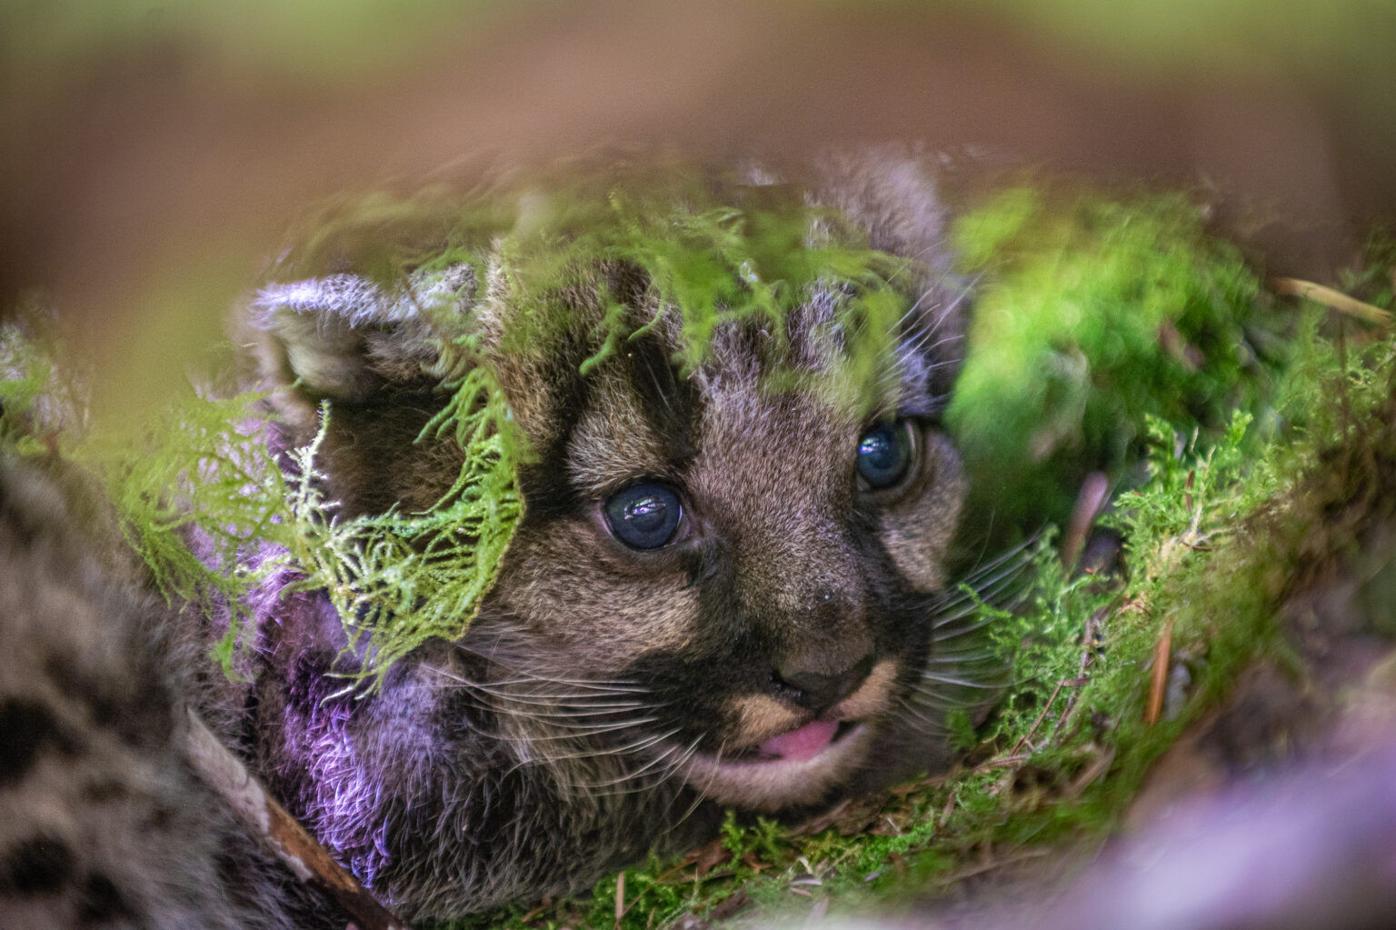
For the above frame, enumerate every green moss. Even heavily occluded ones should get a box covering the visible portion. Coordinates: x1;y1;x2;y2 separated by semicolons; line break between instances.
0;313;59;457
947;187;1272;537
1;309;522;684
290;163;914;407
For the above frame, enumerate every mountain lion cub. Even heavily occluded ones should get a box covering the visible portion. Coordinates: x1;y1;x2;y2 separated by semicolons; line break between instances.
0;150;978;928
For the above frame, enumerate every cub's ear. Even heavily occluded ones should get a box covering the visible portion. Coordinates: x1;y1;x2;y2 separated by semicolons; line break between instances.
244;264;476;517
249;264;475;404
810;147;970;395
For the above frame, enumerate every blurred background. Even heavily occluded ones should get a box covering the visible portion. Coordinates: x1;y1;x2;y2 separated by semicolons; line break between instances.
3;0;1395;419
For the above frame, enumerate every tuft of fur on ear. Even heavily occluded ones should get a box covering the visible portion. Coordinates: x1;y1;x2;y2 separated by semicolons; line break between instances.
809;145;954;273
250;263;474;403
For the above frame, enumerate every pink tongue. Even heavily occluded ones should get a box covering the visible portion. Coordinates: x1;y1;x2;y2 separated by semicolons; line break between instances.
759;719;839;762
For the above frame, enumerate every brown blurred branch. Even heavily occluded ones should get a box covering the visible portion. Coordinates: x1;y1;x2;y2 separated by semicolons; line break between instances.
1271;277;1393;326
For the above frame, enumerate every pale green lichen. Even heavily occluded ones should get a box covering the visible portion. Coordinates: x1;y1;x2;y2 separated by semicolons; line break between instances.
277;365;521;682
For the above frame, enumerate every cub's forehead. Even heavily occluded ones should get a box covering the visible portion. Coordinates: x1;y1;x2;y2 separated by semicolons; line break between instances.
561;305;948;500
566;366;673;492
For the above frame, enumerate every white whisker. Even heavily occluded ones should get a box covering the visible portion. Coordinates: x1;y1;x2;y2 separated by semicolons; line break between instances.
919;671;1001;690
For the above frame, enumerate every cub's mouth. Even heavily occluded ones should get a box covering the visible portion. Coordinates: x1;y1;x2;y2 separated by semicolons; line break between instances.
727;718;864;763
677;718;877;811
668;659;901;811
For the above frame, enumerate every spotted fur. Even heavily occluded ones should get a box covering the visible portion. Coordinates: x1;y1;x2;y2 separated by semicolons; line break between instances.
0;460;328;929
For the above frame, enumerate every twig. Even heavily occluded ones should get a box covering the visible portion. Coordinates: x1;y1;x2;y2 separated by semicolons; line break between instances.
182;709;410;930
1145;619;1174;726
939;789;957;826
518;899;553;924
930;847;1054;887
977;753;1031;771
1011;678;1069;757
1062;746;1116;800
707;890;751;922
1270;277;1392;326
615;871;626;929
1051;607;1109;740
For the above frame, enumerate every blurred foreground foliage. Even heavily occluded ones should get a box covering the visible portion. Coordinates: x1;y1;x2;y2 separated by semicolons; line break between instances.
948;187;1273;537
0;162;929;684
11;0;1392;92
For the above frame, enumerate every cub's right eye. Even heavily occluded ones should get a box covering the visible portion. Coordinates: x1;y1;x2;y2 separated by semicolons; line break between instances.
603;482;684;550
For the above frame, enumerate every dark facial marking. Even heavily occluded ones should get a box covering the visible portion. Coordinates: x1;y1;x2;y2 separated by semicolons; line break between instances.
680;536;728;588
0;835;75;896
622;330;699;464
81;780;130;803
516;348;593;524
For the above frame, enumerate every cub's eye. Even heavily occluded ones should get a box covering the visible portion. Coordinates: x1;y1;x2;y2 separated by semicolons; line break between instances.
856;420;916;491
603;482;684;550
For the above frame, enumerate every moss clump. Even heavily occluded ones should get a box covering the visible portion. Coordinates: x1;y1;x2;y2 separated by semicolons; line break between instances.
1;302;522;685
289;162;917;407
947;187;1273;538
277;366;521;680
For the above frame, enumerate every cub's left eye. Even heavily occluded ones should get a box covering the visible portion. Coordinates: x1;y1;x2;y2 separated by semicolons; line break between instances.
603;481;685;550
856;420;917;491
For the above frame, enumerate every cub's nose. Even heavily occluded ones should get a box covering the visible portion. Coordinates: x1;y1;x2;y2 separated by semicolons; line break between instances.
770;653;875;714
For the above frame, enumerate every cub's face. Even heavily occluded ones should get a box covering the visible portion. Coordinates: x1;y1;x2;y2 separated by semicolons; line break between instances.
476;287;967;812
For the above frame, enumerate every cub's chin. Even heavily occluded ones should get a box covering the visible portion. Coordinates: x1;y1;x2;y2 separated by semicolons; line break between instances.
676;719;881;812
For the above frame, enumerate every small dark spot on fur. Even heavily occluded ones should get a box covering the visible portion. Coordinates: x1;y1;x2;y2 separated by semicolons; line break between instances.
77;873;137;924
0;697;80;786
210;842;290;917
0;698;53;785
0;834;75;895
42;655;173;750
142;804;177;831
42;657;117;726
